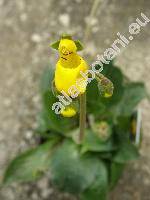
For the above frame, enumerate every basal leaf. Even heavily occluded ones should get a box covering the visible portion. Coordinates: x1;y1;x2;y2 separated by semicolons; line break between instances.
50;140;108;194
109;162;125;189
113;142;139;164
81;130;116;153
80;160;108;200
3;139;59;185
115;82;147;116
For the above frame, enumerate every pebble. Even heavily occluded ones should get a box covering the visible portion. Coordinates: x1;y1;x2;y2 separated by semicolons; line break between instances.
31;34;42;43
20;13;28;22
58;14;70;27
25;130;33;140
31;192;39;200
0;0;4;6
75;0;82;3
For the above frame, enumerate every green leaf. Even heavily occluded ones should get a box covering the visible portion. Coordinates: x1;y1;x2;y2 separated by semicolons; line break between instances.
40;67;54;93
110;162;125;189
40;91;77;133
87;79;107;116
115;82;147;116
75;40;84;51
3;139;59;185
50;140;108;195
80;183;107;200
81;130;116;153
80;161;108;200
50;40;60;50
87;66;124;117
113;142;139;164
87;63;146;121
115;116;131;133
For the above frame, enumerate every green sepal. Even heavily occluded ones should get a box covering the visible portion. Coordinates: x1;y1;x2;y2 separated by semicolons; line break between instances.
61;33;72;40
50;37;84;51
50;40;60;50
75;40;84;51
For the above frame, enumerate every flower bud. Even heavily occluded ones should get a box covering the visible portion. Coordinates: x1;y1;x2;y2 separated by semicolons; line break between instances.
96;74;114;98
92;121;112;141
61;106;77;117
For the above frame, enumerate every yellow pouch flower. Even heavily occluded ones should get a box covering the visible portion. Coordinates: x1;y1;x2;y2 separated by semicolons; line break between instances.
54;39;88;96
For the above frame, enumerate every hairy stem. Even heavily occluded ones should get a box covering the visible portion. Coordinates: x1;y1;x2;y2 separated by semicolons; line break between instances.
79;92;86;143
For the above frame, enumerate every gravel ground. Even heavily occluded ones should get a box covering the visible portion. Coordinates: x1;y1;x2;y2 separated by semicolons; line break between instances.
0;0;150;199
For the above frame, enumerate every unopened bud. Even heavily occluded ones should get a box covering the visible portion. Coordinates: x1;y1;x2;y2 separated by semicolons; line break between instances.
93;121;112;141
96;74;114;98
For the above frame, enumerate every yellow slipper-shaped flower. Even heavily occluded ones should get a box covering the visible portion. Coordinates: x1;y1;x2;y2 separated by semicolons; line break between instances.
54;39;88;96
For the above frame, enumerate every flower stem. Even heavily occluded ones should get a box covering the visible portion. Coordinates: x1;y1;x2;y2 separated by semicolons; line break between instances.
84;0;100;42
79;92;86;143
84;0;109;43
